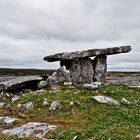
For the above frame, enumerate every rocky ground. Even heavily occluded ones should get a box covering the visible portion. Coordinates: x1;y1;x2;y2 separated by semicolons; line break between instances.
0;70;140;87
0;69;140;140
106;72;140;87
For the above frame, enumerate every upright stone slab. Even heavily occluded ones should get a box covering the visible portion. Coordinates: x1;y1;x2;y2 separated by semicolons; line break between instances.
93;55;107;83
64;58;94;84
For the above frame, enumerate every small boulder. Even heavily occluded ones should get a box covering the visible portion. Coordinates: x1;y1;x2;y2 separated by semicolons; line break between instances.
49;100;60;111
50;84;60;93
11;95;20;102
83;82;102;90
0;102;5;108
37;80;48;89
57;66;71;83
43;98;49;106
48;72;58;84
3;116;18;125
92;96;119;105
35;89;45;96
121;98;130;105
18;102;34;111
64;82;72;86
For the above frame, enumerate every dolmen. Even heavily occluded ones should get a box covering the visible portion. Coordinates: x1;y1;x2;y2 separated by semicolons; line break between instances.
44;46;131;85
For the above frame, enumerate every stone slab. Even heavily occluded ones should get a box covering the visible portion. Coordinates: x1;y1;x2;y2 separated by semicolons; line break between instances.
0;76;43;91
44;46;131;62
69;58;94;84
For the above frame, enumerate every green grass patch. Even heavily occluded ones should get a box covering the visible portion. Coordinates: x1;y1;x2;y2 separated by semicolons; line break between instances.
0;85;140;140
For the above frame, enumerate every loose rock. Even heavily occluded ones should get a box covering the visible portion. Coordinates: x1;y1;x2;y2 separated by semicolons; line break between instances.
121;98;130;105
57;66;71;83
43;98;49;106
35;89;45;96
92;96;119;105
3;116;18;125
63;82;72;86
37;80;48;89
18;102;34;110
11;95;20;102
83;82;102;90
49;100;60;111
0;102;5;108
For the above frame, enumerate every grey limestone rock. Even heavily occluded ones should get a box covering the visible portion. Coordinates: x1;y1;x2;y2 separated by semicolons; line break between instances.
17;102;34;111
3;116;18;125
69;58;94;84
2;122;57;139
57;66;71;83
0;76;43;91
92;95;119;106
83;82;102;90
0;102;5;108
11;95;20;102
37;80;48;89
93;55;107;83
49;100;60;111
44;46;131;62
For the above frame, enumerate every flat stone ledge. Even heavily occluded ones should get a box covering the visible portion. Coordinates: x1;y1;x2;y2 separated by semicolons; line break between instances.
44;46;131;62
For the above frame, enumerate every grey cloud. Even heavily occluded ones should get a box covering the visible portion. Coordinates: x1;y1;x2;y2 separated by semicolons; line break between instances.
0;0;139;70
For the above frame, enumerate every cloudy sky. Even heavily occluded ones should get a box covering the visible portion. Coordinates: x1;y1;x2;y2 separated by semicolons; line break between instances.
0;0;140;71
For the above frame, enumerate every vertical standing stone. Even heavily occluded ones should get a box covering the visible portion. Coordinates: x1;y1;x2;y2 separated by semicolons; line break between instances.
93;55;107;83
67;58;94;84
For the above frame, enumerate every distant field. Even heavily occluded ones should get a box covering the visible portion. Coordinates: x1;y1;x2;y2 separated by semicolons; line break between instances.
0;68;55;76
0;68;140;76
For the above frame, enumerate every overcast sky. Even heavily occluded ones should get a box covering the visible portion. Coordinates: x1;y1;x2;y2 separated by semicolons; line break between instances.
0;0;140;71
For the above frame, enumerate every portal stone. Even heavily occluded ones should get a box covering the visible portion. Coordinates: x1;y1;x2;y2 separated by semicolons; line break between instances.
93;55;107;83
68;58;94;84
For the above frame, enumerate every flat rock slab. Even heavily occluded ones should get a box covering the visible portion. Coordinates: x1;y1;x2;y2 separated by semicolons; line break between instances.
92;95;120;105
44;46;131;62
0;76;43;91
2;122;57;139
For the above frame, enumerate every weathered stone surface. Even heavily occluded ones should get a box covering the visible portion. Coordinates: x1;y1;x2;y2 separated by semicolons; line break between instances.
0;116;18;125
17;102;34;111
69;58;94;84
92;96;119;105
93;55;107;83
11;95;20;102
57;66;71;83
37;80;48;89
44;46;131;62
43;98;49;106
0;76;43;91
3;116;18;125
49;100;60;111
83;82;102;90
0;102;5;108
2;122;57;139
48;72;58;84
